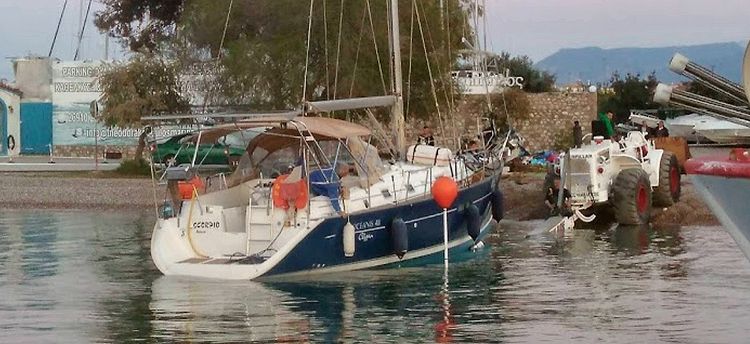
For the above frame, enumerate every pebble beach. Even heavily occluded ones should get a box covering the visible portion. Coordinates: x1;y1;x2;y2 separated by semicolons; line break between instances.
0;172;155;210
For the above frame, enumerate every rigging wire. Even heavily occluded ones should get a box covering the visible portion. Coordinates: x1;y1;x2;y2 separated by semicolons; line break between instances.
332;0;345;99
414;1;446;148
49;0;68;57
417;0;458;148
201;0;234;112
405;0;415;118
445;0;455;110
73;0;93;61
365;0;388;95
302;0;316;104
347;5;369;98
217;0;234;60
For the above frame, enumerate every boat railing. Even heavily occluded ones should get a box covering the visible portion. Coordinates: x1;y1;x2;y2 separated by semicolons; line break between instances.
205;172;229;192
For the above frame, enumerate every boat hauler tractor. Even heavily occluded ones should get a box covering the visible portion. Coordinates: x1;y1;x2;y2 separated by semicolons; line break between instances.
554;130;681;228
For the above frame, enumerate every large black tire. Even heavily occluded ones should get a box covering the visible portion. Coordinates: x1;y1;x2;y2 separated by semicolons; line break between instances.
612;168;652;225
653;152;681;207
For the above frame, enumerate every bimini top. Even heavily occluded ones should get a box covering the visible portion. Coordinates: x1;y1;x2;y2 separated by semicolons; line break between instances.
185;116;371;144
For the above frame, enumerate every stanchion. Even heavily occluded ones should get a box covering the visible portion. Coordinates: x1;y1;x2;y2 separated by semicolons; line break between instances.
442;207;449;266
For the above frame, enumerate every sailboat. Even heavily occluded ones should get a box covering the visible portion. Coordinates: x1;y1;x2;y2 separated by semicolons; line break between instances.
148;0;505;280
654;46;750;261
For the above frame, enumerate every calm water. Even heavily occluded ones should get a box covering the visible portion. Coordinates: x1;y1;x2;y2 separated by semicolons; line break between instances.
1;209;750;343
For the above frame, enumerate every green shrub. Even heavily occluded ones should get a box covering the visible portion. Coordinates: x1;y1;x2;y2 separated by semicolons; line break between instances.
115;159;151;176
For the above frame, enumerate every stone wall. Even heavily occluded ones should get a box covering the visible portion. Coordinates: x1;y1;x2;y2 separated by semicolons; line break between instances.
53;145;138;160
402;92;597;152
516;92;597;151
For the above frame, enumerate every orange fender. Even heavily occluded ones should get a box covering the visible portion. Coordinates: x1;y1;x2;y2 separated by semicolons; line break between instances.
178;176;205;200
272;175;308;210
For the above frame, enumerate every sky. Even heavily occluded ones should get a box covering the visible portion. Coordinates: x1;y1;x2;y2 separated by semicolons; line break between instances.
482;0;750;61
0;0;124;81
1;0;749;80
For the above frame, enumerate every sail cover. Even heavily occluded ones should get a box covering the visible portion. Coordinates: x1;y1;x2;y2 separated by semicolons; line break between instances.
305;96;396;113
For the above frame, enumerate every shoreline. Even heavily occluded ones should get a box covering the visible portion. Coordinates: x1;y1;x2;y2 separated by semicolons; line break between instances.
499;172;719;227
1;171;719;227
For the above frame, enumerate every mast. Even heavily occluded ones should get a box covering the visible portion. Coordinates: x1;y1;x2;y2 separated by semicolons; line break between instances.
439;0;444;30
390;0;406;157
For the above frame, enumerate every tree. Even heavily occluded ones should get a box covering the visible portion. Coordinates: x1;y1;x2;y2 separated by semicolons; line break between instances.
598;72;659;123
96;0;185;52
98;55;190;162
483;52;556;93
96;0;475;118
489;88;530;128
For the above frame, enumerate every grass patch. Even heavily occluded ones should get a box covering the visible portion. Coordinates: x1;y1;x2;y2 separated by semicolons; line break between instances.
113;159;152;176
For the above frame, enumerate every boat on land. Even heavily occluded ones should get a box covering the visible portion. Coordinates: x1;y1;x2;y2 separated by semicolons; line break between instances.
693;120;750;145
148;1;506;280
663;113;714;142
654;45;750;260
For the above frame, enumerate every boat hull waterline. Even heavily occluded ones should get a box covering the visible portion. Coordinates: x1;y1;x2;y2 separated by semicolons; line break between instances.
151;175;500;280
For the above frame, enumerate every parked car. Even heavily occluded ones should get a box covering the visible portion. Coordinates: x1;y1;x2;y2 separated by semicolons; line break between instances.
150;132;246;166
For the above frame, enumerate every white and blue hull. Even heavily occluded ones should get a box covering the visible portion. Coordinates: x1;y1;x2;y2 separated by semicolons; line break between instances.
151;172;502;280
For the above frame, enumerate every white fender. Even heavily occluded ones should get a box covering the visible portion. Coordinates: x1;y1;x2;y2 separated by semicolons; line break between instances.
343;222;355;257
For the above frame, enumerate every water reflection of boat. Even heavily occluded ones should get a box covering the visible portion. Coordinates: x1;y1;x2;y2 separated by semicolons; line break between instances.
150;266;491;343
149;277;314;342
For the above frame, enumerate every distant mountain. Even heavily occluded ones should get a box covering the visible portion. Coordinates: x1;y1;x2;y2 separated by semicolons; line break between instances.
535;42;746;85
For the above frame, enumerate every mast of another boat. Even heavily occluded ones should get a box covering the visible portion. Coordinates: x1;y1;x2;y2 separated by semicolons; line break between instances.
389;0;406;158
